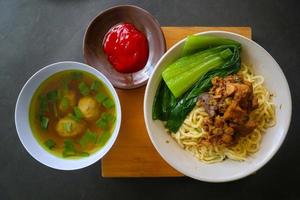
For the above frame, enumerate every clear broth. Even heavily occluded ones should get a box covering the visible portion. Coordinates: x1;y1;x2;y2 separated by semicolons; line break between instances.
29;70;116;159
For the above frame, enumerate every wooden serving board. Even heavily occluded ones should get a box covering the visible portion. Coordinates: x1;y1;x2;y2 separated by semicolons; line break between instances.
101;26;252;177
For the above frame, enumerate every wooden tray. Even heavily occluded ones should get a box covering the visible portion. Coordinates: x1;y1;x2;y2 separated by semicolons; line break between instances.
101;26;252;177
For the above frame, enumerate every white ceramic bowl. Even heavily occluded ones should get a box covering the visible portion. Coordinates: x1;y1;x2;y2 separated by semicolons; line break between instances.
144;31;292;182
15;61;121;170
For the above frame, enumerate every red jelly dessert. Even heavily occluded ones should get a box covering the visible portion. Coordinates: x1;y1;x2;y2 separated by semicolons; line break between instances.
103;23;149;73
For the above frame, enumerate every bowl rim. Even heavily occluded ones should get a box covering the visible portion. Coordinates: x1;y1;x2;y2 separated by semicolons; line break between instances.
15;61;122;170
82;4;166;89
144;30;292;182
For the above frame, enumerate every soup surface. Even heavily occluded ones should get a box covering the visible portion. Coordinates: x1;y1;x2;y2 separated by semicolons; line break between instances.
29;70;116;158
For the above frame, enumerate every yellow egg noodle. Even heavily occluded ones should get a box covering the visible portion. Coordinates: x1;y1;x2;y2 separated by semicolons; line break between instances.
170;64;276;163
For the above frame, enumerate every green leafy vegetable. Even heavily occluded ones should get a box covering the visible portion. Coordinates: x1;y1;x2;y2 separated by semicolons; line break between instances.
44;139;56;149
182;35;241;56
95;92;107;103
91;80;101;91
40;116;49;130
162;47;233;98
152;81;176;120
162;47;223;82
102;98;115;109
78;82;90;96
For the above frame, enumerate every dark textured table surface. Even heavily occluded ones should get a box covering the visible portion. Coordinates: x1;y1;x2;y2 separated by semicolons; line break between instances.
1;0;299;199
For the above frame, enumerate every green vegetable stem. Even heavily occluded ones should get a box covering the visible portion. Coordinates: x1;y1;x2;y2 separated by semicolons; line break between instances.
182;35;240;56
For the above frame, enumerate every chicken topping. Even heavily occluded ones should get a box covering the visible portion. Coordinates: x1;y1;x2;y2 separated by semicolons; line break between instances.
198;74;258;145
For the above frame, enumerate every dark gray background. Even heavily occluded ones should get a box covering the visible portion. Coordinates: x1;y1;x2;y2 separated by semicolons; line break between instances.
0;0;299;199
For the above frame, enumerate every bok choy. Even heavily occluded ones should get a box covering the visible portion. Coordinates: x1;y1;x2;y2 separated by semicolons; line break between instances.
152;36;241;133
162;47;233;98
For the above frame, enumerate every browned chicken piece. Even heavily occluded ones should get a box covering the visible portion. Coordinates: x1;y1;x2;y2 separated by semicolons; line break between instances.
214;116;224;128
237;119;257;135
226;84;236;96
224;101;247;121
224;126;234;135
222;134;233;144
198;74;259;146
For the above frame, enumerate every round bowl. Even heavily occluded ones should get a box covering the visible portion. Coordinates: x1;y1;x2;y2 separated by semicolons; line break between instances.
83;5;166;89
144;31;292;182
15;61;122;170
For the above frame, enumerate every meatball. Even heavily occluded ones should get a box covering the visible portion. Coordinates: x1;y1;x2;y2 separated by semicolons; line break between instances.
58;90;77;112
78;96;100;121
56;117;85;137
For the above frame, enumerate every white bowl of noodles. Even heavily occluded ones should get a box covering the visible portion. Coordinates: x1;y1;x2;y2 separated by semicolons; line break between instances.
144;31;291;182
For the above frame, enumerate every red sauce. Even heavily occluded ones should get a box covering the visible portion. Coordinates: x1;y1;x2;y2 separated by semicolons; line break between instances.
103;23;149;73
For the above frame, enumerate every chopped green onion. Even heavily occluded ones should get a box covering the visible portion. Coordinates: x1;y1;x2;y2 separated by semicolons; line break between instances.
64;139;74;149
101;113;115;122
73;107;83;120
96;113;114;130
59;97;69;110
96;118;108;130
63;122;73;133
70;71;83;80
39;95;48;114
78;82;90;96
77;152;90;157
97;131;111;147
63;139;90;157
79;130;97;147
90;80;101;91
62;150;77;157
95;92;107;103
47;90;58;102
62;79;69;91
69;113;80;122
44;139;56;149
102;98;115;109
40;116;49;130
62;139;76;157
